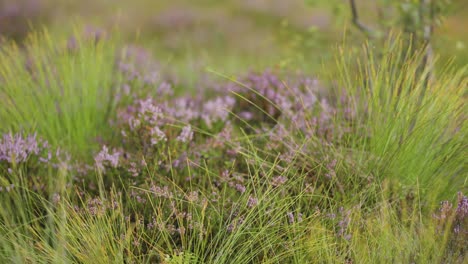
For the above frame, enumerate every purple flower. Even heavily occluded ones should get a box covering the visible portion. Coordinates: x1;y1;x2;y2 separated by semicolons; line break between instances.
271;176;287;187
247;196;258;208
150;126;167;145
336;207;351;239
456;192;468;219
287;212;295;224
285;211;303;224
167;97;201;122
176;125;193;143
94;146;120;171
150;185;173;198
325;159;337;179
158;81;173;96
202;96;236;127
128;162;139;177
0;132;45;163
238;111;254;120
235;183;246;193
138;98;163;125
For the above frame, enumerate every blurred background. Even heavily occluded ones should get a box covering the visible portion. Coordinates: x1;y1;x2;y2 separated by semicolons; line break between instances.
1;0;467;76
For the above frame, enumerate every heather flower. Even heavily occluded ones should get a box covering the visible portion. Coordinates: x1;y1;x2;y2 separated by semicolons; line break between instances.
235;183;246;193
128;162;139;177
213;123;233;146
138;98;163;125
38;151;52;163
238;111;254;120
285;211;304;224
454;192;468;235
456;192;468;219
336;207;351;240
271;176;287;187
135;195;147;204
87;197;105;216
325;159;337;179
202;96;236;127
269;124;289;142
435;201;452;220
176;125;193;143
279;151;295;164
128;118;141;131
150;126;167;145
433;193;468;245
247;196;258;208
150;185;173;198
94;146;120;171
167;97;201;122
287;212;295;224
297;212;303;222
227;216;245;233
219;169;231;183
158;81;174;96
173;152;188;170
0;132;41;163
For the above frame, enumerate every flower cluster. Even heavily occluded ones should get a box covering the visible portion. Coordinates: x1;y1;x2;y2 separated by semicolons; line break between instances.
94;145;120;171
432;192;467;257
434;192;468;234
0;132;52;164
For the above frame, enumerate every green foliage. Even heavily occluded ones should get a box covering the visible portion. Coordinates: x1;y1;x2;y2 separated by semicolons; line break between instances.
0;29;121;157
334;37;466;200
0;26;466;264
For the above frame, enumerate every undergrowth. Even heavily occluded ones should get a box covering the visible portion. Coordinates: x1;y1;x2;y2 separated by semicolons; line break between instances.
0;30;466;263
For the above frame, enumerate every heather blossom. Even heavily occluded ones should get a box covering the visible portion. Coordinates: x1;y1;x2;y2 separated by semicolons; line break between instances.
235;183;246;193
138;98;163;125
158;81;174;96
433;191;467;252
176;125;193;143
247;196;258;208
0;132;46;164
94;145;120;171
150;126;167;145
455;192;468;219
202;96;236;127
271;175;287;187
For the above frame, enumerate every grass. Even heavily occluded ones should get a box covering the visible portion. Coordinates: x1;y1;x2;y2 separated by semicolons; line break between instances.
0;30;466;264
334;38;467;201
0;29;121;157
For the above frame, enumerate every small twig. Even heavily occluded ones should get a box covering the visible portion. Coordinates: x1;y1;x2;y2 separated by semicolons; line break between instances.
349;0;376;37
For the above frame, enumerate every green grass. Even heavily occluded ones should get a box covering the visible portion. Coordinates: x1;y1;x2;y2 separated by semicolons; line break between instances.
0;29;121;157
334;38;466;201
